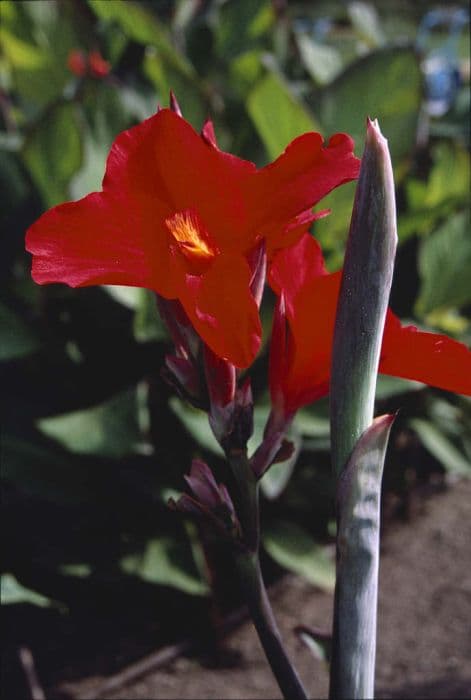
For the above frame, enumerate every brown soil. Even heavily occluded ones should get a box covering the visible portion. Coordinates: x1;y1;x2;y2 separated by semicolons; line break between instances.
56;479;471;700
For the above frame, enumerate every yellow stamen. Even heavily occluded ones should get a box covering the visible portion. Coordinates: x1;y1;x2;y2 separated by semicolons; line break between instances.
166;209;218;262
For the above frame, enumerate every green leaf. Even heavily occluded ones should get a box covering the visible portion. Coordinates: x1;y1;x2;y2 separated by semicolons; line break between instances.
400;143;470;241
408;143;470;212
143;51;206;127
262;521;335;591
37;388;142;458
375;375;423;400
88;0;187;66
133;289;168;343
88;0;207;125
409;418;470;476
295;34;343;85
23;103;83;206
0;302;40;361
215;0;274;61
120;536;208;596
260;431;301;501
247;71;322;160
2;0;82;107
416;211;471;316
314;47;421;164
1;573;53;607
2;435;91;504
332;414;394;698
347;2;385;48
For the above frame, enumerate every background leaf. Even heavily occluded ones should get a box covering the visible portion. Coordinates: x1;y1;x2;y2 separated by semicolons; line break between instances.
263;521;335;591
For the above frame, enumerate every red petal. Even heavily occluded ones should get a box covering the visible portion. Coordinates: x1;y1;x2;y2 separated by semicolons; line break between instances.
269;233;328;314
103;109;256;250
180;254;261;368
67;49;87;77
280;272;340;413
269;293;288;412
26;191;178;296
380;313;471;396
250;132;360;253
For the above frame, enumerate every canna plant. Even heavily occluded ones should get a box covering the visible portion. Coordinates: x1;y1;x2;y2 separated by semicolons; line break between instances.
26;95;471;699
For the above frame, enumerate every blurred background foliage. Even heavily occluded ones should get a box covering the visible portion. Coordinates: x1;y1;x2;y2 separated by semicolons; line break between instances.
1;0;470;642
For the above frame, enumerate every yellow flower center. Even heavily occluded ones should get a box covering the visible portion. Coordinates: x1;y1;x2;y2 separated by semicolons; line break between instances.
166;209;219;263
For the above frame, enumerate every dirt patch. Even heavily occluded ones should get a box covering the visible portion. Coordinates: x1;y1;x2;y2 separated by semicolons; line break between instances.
52;479;471;699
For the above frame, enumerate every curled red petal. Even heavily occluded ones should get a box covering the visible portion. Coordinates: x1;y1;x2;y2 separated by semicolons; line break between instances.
250;132;360;254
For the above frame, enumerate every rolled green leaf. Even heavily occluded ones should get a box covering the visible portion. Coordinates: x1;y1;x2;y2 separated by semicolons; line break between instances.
329;414;395;699
330;118;397;477
329;118;398;699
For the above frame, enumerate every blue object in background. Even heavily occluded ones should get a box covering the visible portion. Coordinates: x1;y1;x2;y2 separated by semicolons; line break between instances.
417;7;469;116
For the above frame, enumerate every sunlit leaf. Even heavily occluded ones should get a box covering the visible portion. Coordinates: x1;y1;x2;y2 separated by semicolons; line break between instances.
295;34;343;85
263;520;335;591
247;71;321;160
416;211;471;315
37;389;141;458
410;418;470;476
1;573;54;607
120;536;208;596
348;2;385;48
260;430;301;501
314;47;421;164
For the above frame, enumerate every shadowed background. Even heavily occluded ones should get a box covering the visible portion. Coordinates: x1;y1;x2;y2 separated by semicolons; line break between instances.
1;1;470;697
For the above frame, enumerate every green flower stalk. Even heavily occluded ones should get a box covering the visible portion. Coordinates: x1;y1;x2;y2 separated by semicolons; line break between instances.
329;118;398;699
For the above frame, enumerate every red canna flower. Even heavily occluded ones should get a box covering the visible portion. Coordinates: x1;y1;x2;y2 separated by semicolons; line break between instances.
26;106;360;367
88;50;111;79
67;49;110;79
67;49;87;77
269;232;471;418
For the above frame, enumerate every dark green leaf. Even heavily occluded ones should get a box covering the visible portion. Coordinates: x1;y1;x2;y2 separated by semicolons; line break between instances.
23;103;83;206
0;302;40;361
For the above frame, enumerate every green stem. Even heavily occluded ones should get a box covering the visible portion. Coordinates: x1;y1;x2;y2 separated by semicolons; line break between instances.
234;552;308;700
227;450;307;700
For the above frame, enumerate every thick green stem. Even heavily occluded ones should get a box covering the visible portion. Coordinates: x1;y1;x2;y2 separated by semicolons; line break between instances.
234;552;308;700
329;119;397;699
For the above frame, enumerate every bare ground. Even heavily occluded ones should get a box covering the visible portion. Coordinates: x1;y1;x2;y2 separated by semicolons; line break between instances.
55;478;471;700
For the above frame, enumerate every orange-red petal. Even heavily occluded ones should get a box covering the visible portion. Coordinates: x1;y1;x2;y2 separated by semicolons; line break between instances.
380;313;471;395
26;191;177;296
269;235;471;415
250;132;360;255
180;254;261;368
